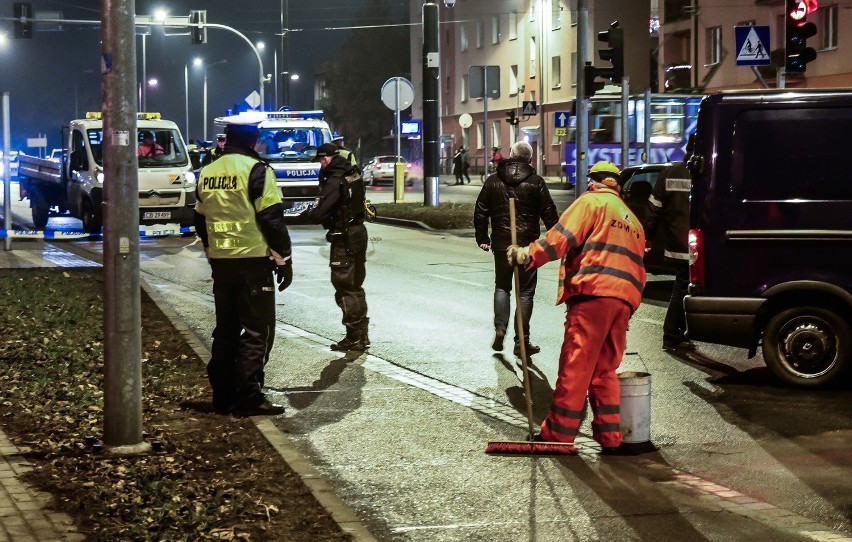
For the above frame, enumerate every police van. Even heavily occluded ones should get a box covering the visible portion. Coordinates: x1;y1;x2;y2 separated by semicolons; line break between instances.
216;110;333;214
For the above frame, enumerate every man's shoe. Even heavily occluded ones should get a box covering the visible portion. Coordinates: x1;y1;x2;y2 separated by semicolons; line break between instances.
514;342;541;356
232;398;286;417
492;330;505;351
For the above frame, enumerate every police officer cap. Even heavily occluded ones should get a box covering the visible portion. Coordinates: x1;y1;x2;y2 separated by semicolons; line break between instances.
331;132;344;142
313;143;339;161
216;133;226;142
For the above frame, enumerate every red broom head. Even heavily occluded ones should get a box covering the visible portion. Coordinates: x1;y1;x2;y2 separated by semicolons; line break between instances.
485;441;578;455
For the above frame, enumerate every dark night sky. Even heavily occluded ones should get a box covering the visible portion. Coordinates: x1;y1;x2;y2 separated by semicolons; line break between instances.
1;0;409;151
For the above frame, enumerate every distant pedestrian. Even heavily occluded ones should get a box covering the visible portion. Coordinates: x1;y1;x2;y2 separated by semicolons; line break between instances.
474;141;558;356
643;145;694;352
452;147;464;185
304;143;371;352
195;118;293;417
489;146;503;173
507;161;646;451
461;148;471;183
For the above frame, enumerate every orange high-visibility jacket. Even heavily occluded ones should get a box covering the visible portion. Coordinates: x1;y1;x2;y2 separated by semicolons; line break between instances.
527;188;647;311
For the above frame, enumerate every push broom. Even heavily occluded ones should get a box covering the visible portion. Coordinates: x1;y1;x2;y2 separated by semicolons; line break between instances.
485;198;578;456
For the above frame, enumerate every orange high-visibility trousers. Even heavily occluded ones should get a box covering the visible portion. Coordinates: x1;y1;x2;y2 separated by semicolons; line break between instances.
540;296;630;448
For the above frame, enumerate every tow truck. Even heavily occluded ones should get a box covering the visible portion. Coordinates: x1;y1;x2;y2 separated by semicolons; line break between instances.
17;112;197;232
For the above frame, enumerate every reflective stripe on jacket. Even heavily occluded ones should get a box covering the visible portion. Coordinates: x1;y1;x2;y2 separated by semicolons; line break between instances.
528;188;647;311
196;153;282;258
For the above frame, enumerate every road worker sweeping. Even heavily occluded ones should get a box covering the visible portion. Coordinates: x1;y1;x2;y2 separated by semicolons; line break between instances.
505;161;646;453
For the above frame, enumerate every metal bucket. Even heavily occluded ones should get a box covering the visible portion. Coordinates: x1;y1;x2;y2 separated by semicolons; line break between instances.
618;371;651;444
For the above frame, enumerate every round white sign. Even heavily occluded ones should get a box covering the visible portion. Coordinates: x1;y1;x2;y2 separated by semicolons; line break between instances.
381;77;415;111
458;113;473;128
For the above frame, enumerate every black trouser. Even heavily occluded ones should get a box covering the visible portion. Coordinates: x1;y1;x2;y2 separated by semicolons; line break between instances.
329;223;369;335
208;257;276;411
493;249;538;343
664;261;690;343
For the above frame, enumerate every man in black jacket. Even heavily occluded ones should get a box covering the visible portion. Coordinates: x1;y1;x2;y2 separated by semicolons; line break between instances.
304;143;370;352
474;141;559;356
644;153;694;352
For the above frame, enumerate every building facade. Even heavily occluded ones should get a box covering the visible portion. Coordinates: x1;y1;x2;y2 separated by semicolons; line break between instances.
408;0;850;178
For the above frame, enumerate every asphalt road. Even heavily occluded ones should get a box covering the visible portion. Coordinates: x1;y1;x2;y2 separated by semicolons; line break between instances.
3;180;851;541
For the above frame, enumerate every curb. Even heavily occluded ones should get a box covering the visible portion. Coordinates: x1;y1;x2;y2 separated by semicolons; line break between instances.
139;276;379;542
371;215;433;230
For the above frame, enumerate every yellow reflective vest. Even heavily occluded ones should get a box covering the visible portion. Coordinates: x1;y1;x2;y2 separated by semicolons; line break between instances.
196;153;282;258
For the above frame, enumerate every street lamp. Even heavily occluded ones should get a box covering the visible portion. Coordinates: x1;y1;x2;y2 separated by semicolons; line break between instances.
197;58;228;141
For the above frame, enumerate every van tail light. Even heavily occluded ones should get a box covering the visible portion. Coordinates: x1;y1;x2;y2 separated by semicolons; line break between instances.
688;228;704;285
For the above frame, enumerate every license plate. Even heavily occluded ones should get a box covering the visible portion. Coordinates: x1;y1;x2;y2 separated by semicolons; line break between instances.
143;211;172;220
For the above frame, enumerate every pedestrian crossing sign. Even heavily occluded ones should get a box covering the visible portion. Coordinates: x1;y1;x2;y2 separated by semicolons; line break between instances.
735;26;770;66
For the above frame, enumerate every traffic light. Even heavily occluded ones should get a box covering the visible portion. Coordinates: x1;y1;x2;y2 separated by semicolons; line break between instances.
596;21;624;83
785;0;817;73
584;62;604;96
506;110;519;125
13;3;33;39
190;10;207;44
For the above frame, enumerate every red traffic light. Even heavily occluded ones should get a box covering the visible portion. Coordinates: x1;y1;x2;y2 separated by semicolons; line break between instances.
789;0;818;20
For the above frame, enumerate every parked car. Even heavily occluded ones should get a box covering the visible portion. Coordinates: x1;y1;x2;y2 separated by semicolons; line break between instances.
619;162;675;275
685;89;852;387
363;156;413;187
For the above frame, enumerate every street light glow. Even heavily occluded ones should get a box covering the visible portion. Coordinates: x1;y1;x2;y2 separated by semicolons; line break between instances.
148;78;159;87
153;9;168;22
257;41;265;50
193;57;203;67
290;73;300;81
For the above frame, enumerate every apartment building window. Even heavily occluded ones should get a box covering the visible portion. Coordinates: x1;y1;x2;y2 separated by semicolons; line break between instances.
461;74;468;102
477;122;485;150
445;75;450;95
476;21;484;48
530;0;536;22
491;121;501;149
706;26;722;65
492;15;501;44
510;124;519;145
552;56;561;88
445;29;450;45
510;65;520;96
509;12;518;40
822;4;838;49
552;1;562;30
571;52;577;86
530;37;537;78
460;24;469;51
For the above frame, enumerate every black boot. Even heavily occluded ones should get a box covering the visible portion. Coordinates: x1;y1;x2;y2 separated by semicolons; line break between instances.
331;327;357;351
348;319;370;352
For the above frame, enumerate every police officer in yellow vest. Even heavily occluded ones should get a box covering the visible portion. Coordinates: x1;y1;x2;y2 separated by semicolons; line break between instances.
332;132;358;169
195;118;293;416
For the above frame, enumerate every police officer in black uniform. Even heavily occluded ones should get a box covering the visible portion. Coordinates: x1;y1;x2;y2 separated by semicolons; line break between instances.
305;142;370;352
195;119;293;416
201;134;227;166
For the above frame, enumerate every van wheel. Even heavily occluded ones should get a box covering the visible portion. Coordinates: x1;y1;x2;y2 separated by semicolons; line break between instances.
30;187;49;230
32;205;49;230
762;306;851;387
81;200;100;234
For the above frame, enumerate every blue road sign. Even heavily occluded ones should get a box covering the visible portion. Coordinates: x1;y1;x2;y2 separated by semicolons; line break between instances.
735;26;771;66
554;111;571;128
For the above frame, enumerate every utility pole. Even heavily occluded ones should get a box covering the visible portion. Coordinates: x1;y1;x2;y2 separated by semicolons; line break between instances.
422;2;440;207
101;0;149;454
